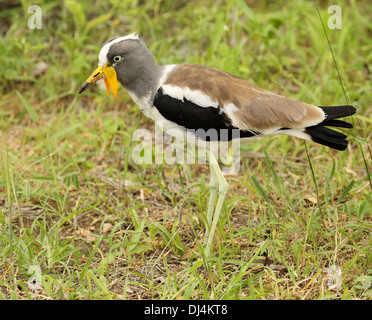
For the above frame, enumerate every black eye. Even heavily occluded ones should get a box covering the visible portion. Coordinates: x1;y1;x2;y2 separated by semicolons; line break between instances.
113;56;122;63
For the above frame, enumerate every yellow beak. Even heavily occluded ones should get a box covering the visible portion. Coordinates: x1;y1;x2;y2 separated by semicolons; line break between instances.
79;64;119;99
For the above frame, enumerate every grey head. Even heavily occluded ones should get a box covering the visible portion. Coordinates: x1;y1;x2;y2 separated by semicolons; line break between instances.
99;34;163;97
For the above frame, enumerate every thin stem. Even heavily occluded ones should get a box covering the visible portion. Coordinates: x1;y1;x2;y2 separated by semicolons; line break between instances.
314;0;372;189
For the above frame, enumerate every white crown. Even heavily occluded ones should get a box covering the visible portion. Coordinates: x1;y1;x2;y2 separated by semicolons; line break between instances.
98;33;140;67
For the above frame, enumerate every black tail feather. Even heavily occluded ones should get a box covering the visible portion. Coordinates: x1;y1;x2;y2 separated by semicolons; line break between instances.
318;105;356;120
321;119;353;128
305;105;356;151
306;125;348;150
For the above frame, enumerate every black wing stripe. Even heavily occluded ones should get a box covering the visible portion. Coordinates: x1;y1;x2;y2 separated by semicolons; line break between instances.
153;88;259;141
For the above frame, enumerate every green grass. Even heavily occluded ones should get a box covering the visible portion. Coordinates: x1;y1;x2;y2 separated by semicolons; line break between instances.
0;0;371;300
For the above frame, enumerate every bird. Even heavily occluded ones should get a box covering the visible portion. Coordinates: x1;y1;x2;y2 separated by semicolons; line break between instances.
79;33;356;257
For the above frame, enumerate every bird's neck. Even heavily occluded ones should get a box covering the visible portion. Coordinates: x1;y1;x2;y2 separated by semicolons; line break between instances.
122;63;164;101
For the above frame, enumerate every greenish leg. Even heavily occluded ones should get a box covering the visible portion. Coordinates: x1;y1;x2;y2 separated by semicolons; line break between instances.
205;166;218;239
204;151;228;257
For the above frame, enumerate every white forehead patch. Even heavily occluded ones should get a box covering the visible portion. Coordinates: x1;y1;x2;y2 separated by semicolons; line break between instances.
98;33;139;67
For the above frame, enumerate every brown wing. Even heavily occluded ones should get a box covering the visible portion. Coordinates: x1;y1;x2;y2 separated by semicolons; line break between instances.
164;64;325;131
